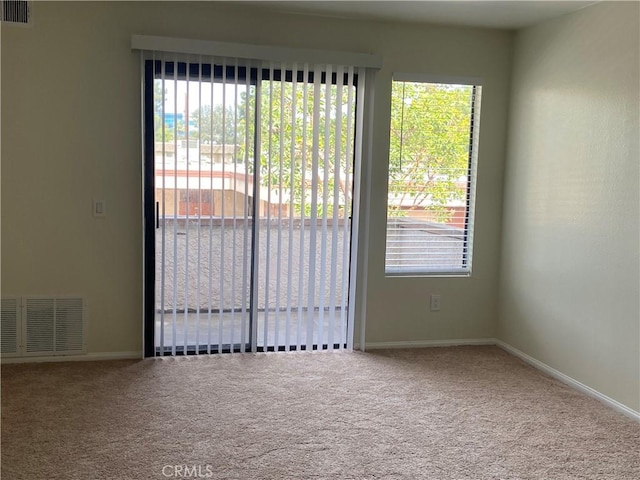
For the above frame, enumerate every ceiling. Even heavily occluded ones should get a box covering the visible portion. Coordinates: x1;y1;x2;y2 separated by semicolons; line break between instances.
238;1;598;30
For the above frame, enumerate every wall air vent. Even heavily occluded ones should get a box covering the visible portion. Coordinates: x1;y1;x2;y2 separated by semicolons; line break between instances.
1;0;31;25
23;296;85;356
1;297;19;356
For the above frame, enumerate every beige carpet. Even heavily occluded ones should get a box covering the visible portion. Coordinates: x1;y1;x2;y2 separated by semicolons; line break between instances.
2;346;638;479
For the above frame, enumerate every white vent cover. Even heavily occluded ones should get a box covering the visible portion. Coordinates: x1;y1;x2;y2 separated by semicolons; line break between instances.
1;297;19;356
1;0;31;25
23;296;85;356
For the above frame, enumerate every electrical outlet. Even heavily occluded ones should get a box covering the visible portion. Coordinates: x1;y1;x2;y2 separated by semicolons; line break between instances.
430;294;441;312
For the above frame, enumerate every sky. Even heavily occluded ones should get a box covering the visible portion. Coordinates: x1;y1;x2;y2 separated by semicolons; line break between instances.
157;79;248;115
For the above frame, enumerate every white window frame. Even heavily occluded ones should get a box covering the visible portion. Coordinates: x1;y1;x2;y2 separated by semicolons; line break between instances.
385;73;482;277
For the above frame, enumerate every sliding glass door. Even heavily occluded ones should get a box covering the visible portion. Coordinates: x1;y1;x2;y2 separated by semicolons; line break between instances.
144;58;358;356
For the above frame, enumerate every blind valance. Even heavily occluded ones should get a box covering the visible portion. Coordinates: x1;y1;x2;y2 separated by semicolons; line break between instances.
131;34;382;69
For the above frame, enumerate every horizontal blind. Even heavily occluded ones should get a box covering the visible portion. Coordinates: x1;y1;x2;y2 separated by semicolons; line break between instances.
385;80;481;275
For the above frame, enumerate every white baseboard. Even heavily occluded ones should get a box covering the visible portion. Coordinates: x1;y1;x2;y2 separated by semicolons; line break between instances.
3;340;638;421
362;337;639;422
1;351;142;364
495;340;640;422
364;338;497;350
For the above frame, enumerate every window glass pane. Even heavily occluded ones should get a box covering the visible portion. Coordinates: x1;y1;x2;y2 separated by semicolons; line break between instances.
385;80;481;275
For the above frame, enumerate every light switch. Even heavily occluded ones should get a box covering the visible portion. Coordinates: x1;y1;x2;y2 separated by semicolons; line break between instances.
430;294;441;312
93;199;106;217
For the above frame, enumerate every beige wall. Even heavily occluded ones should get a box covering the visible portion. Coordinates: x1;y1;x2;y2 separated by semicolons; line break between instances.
499;2;640;411
1;2;511;354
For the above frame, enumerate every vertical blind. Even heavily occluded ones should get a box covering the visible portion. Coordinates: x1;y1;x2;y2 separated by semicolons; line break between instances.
144;48;366;354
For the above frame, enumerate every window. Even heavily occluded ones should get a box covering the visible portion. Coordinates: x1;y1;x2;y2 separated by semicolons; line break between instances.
385;77;481;275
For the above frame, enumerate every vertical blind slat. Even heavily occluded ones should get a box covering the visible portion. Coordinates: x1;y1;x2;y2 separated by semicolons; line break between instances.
171;59;179;356
340;65;355;348
297;64;309;352
241;66;251;353
218;58;227;353
307;71;321;348
195;60;203;351
274;71;285;349
230;59;239;350
263;65;274;349
207;61;215;354
317;65;331;348
347;67;367;351
285;65;297;352
251;71;262;354
329;65;343;349
159;52;166;353
183;60;191;354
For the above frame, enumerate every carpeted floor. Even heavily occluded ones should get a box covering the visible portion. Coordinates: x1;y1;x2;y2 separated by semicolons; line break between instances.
1;346;638;479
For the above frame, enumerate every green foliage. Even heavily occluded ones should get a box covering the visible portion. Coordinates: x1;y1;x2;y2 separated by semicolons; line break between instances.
191;104;238;144
256;79;355;218
388;81;474;222
154;75;475;223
